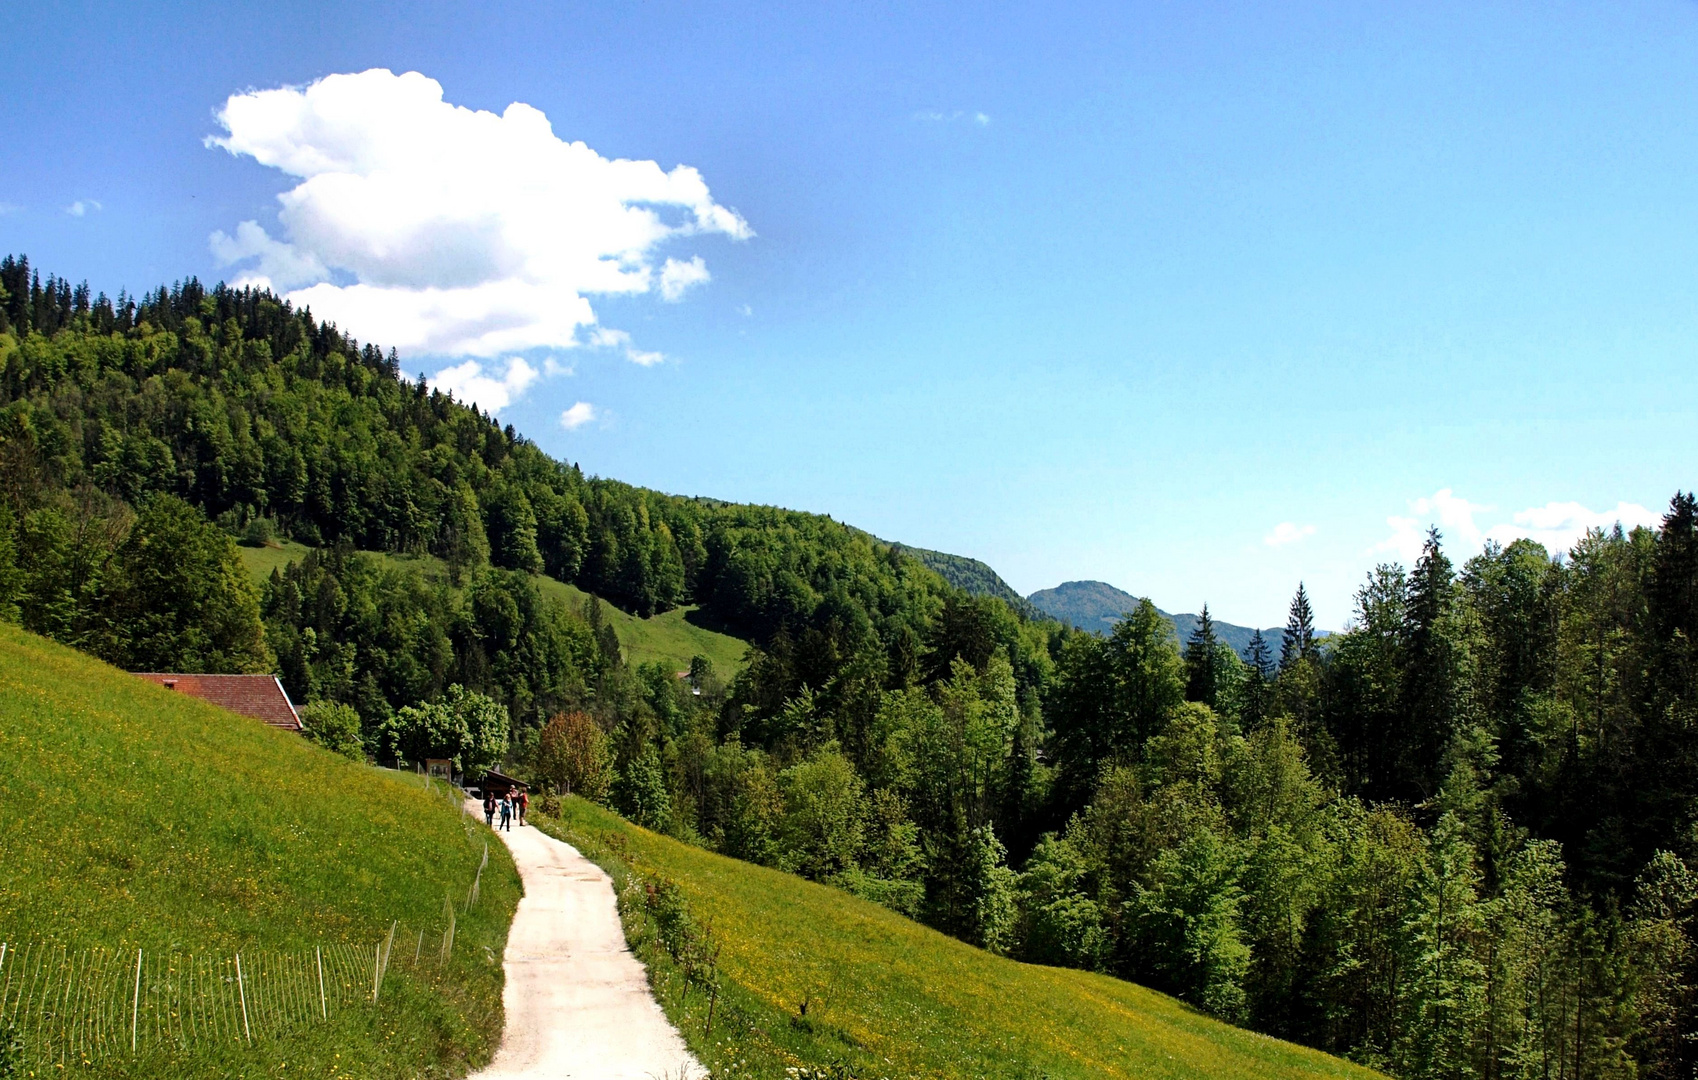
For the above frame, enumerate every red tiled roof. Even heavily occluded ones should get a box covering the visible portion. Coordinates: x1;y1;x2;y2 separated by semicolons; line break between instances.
132;673;302;731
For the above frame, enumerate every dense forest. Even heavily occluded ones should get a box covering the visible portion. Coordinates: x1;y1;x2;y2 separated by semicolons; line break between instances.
1;255;1694;1079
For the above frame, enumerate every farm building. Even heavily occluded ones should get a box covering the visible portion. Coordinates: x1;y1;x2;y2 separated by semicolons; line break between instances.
132;673;303;732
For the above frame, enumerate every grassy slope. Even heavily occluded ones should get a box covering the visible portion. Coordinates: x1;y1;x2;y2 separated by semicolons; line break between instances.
238;542;749;675
0;623;521;1078
532;577;750;675
541;797;1384;1080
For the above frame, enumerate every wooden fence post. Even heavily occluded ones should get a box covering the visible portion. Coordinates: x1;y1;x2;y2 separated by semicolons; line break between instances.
316;947;326;1019
130;948;142;1054
235;954;251;1044
377;922;395;998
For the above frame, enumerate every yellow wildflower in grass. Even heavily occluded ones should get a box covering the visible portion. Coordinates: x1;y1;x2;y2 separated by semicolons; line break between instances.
540;796;1387;1080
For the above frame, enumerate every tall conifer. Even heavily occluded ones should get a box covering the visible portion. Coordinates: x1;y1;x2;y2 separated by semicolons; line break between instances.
1185;604;1221;708
1281;583;1317;670
1399;528;1458;798
1244;628;1272;728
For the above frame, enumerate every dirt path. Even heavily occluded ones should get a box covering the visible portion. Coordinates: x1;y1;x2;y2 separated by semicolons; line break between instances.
468;802;705;1080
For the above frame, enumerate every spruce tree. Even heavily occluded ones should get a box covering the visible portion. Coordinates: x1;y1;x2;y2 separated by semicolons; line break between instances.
1185;604;1221;708
1400;528;1458;798
1280;583;1317;670
1243;628;1272;728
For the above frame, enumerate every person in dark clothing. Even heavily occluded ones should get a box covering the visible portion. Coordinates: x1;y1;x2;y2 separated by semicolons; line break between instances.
483;791;496;827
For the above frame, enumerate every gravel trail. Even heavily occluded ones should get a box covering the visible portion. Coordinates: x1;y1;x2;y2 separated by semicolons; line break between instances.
468;801;705;1080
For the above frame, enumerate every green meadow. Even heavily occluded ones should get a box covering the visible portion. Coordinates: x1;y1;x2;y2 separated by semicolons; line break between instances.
238;541;750;675
539;796;1386;1080
0;623;521;1078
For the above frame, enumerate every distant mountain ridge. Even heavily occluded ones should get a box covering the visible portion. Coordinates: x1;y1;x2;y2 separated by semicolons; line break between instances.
1027;580;1286;662
889;544;1290;663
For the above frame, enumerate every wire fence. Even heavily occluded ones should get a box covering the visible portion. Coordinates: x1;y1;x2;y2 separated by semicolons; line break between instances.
0;783;498;1071
0;913;462;1072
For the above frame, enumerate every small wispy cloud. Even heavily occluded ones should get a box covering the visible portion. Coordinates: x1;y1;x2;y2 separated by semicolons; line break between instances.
913;109;991;126
64;199;102;217
736;303;753;317
560;402;597;430
585;326;666;366
1264;522;1317;547
0;202;20;216
659;256;711;302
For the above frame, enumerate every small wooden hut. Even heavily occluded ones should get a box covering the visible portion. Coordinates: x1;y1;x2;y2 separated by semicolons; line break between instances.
476;769;529;799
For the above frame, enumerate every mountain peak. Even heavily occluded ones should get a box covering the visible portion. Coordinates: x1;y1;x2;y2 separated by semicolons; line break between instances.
1027;580;1285;661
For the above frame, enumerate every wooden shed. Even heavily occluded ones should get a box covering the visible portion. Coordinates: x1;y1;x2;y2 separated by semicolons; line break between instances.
475;769;529;799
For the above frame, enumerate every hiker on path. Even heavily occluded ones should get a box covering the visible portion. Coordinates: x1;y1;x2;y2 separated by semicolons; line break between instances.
499;793;513;832
483;790;496;827
517;788;528;826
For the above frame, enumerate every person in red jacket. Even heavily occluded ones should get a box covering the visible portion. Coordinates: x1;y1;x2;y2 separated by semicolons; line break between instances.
516;788;529;826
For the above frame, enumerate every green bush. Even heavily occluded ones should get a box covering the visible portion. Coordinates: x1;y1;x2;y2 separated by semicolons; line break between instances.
300;699;366;761
240;516;275;548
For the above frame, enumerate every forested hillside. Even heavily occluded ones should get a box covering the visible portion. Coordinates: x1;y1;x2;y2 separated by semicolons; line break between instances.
0;255;962;733
2;256;1696;1080
891;541;1044;619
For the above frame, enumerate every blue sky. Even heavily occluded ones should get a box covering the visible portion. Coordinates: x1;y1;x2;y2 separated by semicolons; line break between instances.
3;1;1695;628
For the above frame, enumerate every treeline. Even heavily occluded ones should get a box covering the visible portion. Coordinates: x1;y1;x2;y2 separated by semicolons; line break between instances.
541;520;1698;1080
2;256;1694;1078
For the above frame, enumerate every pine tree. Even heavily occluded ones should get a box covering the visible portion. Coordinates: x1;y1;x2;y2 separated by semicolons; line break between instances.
1186;604;1221;708
1281;583;1317;670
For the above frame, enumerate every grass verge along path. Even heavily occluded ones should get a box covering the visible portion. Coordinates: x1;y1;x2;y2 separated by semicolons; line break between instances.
537;797;1387;1080
0;623;521;1078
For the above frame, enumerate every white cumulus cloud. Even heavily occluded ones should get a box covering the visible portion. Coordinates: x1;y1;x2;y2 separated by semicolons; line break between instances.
1375;489;1660;563
65;200;102;217
205;68;750;359
1485;500;1659;554
1264;522;1317;547
428;357;538;414
560;402;598;430
210;220;328;290
1374;488;1490;563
